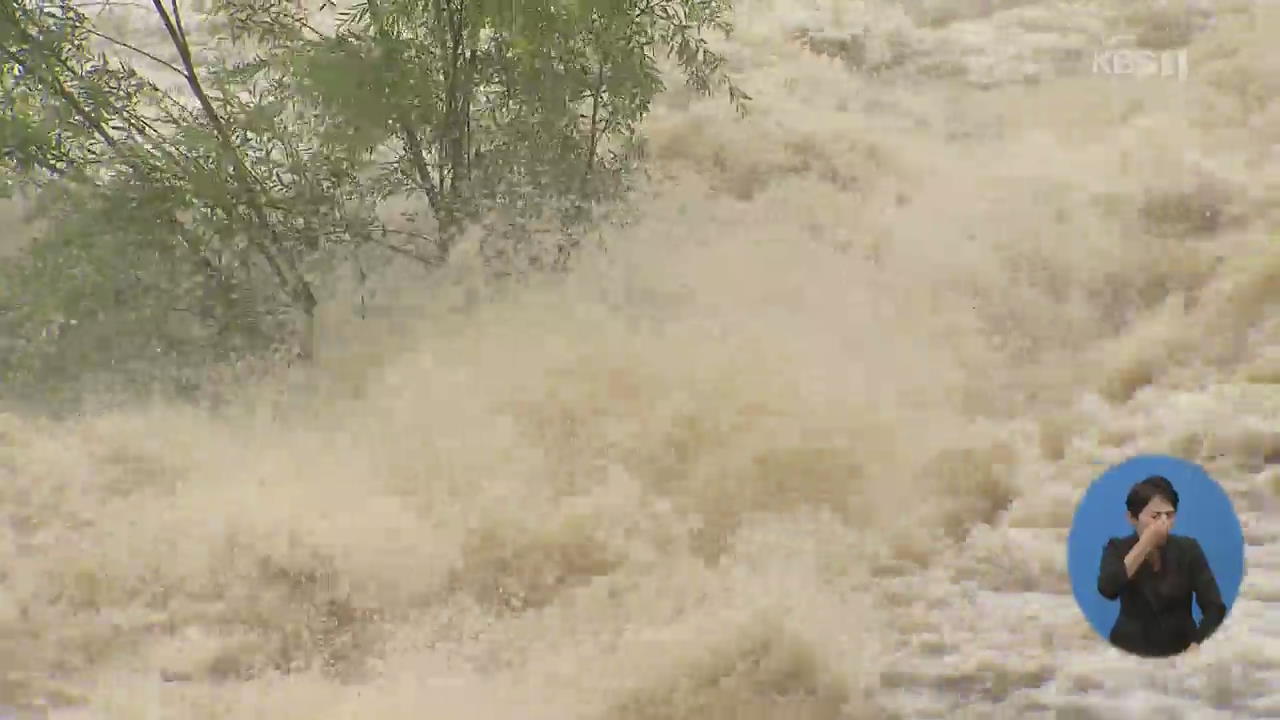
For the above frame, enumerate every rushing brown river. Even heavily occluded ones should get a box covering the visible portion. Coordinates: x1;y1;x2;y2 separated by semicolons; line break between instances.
2;0;1280;717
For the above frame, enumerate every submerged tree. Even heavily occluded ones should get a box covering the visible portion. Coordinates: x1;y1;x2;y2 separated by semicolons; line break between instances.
0;0;747;409
221;0;748;262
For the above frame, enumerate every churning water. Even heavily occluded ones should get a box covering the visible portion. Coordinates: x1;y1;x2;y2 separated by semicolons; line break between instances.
2;0;1280;717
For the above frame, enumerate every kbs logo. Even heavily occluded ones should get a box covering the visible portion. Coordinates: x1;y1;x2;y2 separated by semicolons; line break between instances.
1092;36;1189;81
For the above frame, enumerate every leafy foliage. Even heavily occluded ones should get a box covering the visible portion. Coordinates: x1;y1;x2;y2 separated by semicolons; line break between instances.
0;0;747;411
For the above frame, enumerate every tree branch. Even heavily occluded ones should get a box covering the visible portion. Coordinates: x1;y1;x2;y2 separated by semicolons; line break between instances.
150;0;315;320
369;237;440;267
5;3;176;154
326;226;442;267
399;120;443;210
82;26;186;76
0;43;119;151
585;62;604;181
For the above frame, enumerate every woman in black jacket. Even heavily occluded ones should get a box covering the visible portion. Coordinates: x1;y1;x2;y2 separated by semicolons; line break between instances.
1097;475;1227;657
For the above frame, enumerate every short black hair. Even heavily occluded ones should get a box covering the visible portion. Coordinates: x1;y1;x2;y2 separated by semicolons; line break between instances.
1125;475;1179;518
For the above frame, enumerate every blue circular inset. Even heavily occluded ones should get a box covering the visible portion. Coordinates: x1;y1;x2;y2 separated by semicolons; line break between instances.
1067;454;1245;646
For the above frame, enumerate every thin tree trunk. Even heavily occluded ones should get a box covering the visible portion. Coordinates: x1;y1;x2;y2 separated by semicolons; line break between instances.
150;0;318;358
585;63;604;183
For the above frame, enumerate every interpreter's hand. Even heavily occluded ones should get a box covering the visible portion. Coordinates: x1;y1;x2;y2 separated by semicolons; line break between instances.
1140;515;1172;548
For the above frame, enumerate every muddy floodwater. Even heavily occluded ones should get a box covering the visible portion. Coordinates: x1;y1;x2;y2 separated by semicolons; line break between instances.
2;0;1280;718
